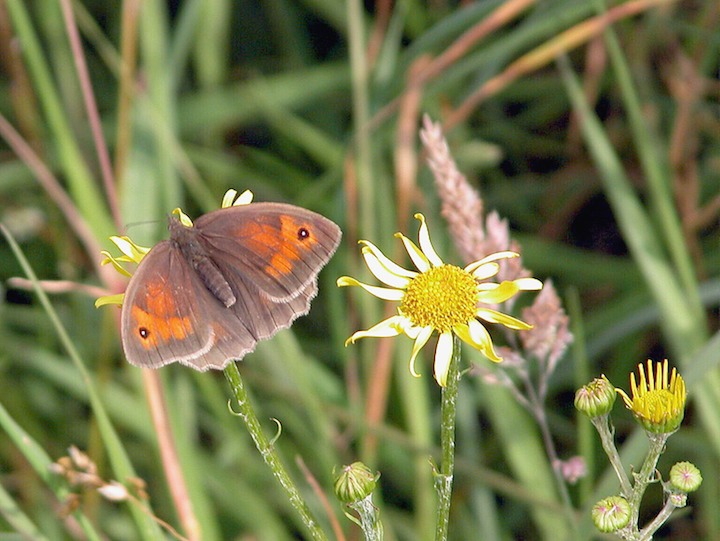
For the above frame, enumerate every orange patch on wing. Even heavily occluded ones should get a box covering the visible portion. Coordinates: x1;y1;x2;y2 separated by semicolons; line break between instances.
131;281;193;349
266;216;318;278
239;216;317;279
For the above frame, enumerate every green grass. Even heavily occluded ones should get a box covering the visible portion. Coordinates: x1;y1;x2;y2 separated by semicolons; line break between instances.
0;1;718;539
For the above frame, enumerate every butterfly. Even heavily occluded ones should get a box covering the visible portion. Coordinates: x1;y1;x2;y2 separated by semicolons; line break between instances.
119;202;341;370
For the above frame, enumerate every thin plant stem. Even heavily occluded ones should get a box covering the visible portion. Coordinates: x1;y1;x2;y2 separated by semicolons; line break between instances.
59;0;120;229
591;415;633;497
223;362;328;541
638;496;676;541
348;496;383;541
142;370;200;541
628;433;669;531
434;333;461;541
0;112;104;277
529;398;580;537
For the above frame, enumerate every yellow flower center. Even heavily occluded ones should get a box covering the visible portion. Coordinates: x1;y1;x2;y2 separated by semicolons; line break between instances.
634;389;681;424
399;264;478;333
618;362;686;433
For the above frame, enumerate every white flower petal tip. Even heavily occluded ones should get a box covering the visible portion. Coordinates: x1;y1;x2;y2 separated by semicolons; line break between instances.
336;276;405;301
470;262;501;281
465;251;520;275
476;308;533;331
464;319;503;362
344;316;406;347
234;190;254;206
408;326;433;378
109;236;134;258
361;250;412;288
222;189;254;207
395;232;431;272
413;213;444;267
433;333;453;387
515;277;543;291
109;236;150;263
222;189;238;208
359;242;417;278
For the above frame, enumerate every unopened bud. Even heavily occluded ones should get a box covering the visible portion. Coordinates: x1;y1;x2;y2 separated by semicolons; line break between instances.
575;376;616;418
592;496;630;533
334;462;379;503
669;461;702;493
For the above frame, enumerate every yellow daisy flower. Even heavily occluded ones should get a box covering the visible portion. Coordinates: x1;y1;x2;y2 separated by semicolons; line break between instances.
337;213;542;386
616;359;686;434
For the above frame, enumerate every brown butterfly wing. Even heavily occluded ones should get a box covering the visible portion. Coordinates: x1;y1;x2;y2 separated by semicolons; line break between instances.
121;203;340;370
194;203;341;302
120;242;260;370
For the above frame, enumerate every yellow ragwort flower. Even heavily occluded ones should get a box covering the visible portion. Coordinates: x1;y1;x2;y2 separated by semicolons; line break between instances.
337;213;542;386
616;359;686;434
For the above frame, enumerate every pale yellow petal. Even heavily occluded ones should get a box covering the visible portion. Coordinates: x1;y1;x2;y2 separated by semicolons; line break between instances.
222;189;239;208
100;251;133;277
414;213;444;267
408;326;433;377
453;323;476;349
337;276;404;301
109;236;135;259
389;315;421;338
466;319;502;362
477;281;520;304
360;240;416;278
470;261;501;281
454;320;502;362
433;332;453;386
402;321;423;339
395;232;431;272
361;248;412;288
95;293;125;308
465;251;519;274
228;189;254;207
110;235;150;263
476;308;533;330
345;315;407;345
171;208;193;227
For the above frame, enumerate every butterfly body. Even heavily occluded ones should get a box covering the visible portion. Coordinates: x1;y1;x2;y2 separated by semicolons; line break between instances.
168;216;237;307
120;203;341;370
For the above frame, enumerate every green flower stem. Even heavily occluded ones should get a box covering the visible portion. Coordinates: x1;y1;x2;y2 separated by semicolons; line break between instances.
348;495;384;541
627;433;669;533
223;362;328;541
434;334;461;541
591;415;632;497
637;497;676;541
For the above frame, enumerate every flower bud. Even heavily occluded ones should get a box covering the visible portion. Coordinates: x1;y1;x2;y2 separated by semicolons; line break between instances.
592;496;630;533
575;376;616;418
334;462;379;503
668;492;687;508
669;461;702;493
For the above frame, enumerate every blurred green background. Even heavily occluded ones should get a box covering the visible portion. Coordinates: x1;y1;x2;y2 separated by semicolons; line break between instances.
0;1;719;539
